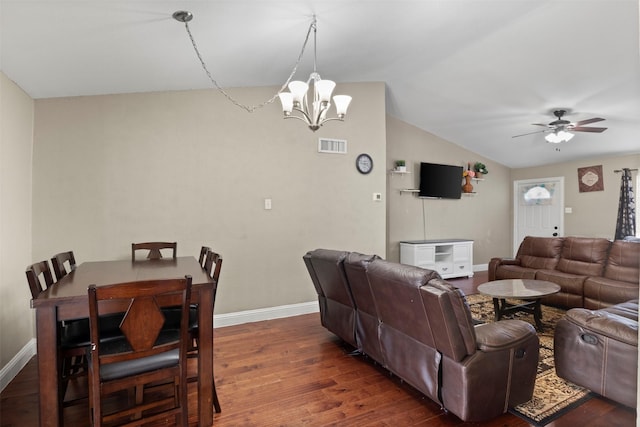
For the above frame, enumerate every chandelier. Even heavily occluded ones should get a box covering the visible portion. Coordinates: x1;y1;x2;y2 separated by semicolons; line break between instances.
173;11;351;132
277;18;352;131
545;130;574;143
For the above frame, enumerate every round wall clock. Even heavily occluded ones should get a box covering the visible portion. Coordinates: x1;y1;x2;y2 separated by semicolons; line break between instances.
356;153;373;174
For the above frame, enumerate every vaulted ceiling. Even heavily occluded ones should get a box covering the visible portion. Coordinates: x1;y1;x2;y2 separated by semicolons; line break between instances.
1;0;638;168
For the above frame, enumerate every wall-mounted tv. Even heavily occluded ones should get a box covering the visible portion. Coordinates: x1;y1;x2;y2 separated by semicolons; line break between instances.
419;162;463;199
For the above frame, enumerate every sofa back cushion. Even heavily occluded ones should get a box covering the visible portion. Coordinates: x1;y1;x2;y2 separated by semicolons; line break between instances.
305;249;352;305
367;259;440;346
304;249;357;346
420;278;477;361
516;236;564;269
603;240;640;284
556;237;610;276
344;252;381;316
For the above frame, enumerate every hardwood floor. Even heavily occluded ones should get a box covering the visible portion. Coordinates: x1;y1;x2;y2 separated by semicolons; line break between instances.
1;272;636;426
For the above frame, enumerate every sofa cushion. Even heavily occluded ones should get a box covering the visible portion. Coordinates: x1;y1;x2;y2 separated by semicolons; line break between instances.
563;301;638;347
603;240;640;284
555;237;610;276
493;265;537;280
516;236;564;269
344;252;383;362
304;249;356;346
584;276;640;309
367;259;440;347
420;278;477;361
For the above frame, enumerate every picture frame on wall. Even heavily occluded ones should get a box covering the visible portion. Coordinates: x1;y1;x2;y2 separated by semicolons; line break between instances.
577;165;604;192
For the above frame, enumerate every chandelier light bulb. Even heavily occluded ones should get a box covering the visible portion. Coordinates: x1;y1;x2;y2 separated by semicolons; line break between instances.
276;17;352;132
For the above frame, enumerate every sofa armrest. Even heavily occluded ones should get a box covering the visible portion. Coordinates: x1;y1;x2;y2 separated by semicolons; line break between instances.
474;320;537;352
564;308;638;346
488;257;521;281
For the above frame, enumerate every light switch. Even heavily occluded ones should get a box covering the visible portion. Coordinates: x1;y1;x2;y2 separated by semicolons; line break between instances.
564;207;572;214
264;198;272;210
373;193;382;202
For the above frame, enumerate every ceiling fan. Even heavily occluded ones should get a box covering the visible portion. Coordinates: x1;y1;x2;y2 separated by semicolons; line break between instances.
512;109;607;143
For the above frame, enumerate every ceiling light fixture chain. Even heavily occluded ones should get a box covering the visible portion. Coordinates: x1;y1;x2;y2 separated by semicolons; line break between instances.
174;11;316;113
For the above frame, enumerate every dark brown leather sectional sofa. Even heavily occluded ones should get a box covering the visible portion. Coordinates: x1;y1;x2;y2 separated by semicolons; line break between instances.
489;236;639;408
304;249;540;422
488;236;640;309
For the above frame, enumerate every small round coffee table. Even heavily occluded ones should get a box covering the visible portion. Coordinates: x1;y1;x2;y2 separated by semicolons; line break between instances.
477;279;561;331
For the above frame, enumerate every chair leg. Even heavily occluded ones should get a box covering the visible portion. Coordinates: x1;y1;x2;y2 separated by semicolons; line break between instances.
213;380;221;413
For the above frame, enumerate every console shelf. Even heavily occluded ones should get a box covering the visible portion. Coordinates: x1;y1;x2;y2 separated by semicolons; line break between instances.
400;239;474;279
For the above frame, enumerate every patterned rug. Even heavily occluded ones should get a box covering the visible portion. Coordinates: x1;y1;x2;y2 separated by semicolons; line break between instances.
465;294;593;426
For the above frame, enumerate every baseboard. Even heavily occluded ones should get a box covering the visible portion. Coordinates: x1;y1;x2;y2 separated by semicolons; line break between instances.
0;338;36;393
214;301;319;328
474;263;488;272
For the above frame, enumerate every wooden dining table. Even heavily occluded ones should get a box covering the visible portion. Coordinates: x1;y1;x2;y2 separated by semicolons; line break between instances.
30;256;217;427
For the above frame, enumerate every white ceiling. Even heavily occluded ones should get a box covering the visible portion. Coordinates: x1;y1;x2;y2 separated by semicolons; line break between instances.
1;0;639;168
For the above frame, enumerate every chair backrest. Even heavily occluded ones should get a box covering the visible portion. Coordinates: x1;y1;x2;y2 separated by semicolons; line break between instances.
199;246;211;268
25;260;55;299
88;276;191;366
131;242;177;261
87;276;191;425
204;250;223;282
51;251;77;282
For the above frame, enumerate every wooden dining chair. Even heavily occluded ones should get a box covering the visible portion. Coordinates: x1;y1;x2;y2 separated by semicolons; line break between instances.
87;276;192;427
26;260;89;408
199;246;211;268
131;242;177;261
189;249;223;413
51;250;77;282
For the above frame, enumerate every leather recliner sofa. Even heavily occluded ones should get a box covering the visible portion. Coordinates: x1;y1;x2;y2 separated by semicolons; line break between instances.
554;300;638;408
304;249;540;422
488;236;640;309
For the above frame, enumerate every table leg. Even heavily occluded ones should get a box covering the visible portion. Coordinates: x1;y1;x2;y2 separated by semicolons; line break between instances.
492;298;502;321
533;299;544;331
36;306;61;427
198;288;214;426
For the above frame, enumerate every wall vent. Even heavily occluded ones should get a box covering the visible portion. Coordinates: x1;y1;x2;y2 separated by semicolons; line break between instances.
318;138;347;154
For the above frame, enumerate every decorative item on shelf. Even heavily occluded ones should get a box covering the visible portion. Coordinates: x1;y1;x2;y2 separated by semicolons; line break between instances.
462;163;475;193
395;160;407;173
474;162;488;180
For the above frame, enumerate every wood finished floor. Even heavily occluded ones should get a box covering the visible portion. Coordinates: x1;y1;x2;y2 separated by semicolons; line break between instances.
1;272;636;426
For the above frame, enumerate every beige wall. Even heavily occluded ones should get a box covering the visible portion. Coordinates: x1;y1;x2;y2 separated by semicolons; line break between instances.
385;115;512;265
32;82;387;315
512;153;640;241
0;72;34;367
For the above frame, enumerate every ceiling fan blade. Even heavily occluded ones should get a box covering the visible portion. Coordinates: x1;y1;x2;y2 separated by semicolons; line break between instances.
572;126;608;133
531;123;550;127
575;117;605;126
512;129;549;138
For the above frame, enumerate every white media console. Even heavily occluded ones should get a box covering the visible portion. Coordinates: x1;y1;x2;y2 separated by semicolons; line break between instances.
400;239;474;279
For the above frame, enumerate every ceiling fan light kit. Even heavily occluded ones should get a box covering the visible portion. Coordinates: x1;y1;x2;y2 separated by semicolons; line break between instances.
545;130;574;144
173;11;351;133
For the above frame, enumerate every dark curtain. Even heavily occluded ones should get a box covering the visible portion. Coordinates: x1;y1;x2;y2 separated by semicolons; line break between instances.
614;168;636;240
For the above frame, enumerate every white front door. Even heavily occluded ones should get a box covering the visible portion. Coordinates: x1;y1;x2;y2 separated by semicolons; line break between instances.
513;177;565;256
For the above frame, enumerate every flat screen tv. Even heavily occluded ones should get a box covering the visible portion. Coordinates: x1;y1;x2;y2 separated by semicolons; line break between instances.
419;162;463;199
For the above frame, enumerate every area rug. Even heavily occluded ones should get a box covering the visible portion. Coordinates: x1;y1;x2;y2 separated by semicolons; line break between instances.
465;293;593;426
